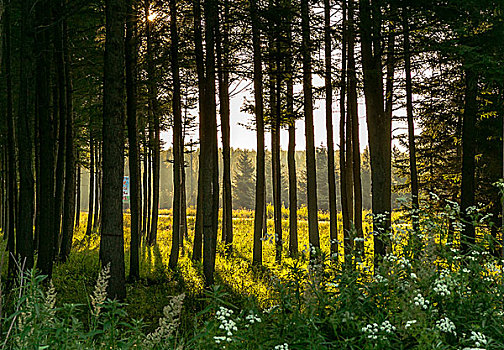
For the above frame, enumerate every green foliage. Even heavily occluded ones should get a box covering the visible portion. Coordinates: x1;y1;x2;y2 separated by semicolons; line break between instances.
232;151;256;210
2;204;504;348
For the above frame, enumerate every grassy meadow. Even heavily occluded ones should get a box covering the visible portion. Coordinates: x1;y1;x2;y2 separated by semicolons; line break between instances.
3;204;504;349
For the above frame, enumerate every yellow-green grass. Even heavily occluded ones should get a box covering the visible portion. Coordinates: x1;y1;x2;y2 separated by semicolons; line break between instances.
71;209;414;307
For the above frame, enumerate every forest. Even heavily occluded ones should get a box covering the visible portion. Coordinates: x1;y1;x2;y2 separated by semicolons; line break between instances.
0;0;503;348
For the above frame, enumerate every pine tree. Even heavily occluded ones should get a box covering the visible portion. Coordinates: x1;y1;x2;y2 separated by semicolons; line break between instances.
233;152;255;209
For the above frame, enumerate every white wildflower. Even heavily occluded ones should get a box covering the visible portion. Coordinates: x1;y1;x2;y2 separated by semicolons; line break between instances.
91;263;110;317
469;331;487;347
412;292;430;310
435;316;456;335
405;320;417;329
144;293;186;347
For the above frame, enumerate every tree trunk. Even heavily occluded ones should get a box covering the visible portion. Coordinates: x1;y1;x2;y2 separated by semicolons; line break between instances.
202;0;220;286
169;0;182;269
402;5;419;232
126;0;141;279
3;0;17;276
36;0;55;276
17;0;35;272
348;0;363;244
75;161;81;229
460;69;478;252
192;0;205;263
61;14;76;262
268;14;282;264
359;0;391;258
324;0;338;258
301;0;320;253
101;0;127;300
251;0;265;266
340;0;351;255
86;135;95;236
145;0;160;246
142;140;149;237
93;143;101;230
52;0;67;258
216;0;233;254
286;4;297;258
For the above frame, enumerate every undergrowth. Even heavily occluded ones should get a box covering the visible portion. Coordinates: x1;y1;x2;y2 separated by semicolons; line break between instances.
1;201;503;349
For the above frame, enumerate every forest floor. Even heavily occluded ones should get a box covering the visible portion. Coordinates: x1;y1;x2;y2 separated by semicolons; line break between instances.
2;207;504;349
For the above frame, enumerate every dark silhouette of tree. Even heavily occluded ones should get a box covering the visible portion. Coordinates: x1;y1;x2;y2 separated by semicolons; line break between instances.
126;0;141;280
251;0;266;266
301;0;320;254
100;0;127;299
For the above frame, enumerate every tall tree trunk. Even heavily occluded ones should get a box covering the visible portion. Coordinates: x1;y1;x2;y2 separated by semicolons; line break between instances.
52;0;67;258
86;135;95;236
101;0;126;300
169;0;182;269
36;0;55;276
93;143;101;230
402;5;419;232
192;0;205;262
348;0;362;244
460;69;478;252
340;0;351;255
145;0;160;246
268;10;282;264
286;2;297;258
202;0;220;286
75;161;81;229
3;0;17;276
301;0;320;254
359;0;390;258
324;0;338;257
216;0;233;253
142;140;149;237
17;0;35;271
251;0;265;266
61;13;76;262
126;0;141;280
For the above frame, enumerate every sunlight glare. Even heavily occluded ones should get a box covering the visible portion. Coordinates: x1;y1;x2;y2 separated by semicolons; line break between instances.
148;11;158;22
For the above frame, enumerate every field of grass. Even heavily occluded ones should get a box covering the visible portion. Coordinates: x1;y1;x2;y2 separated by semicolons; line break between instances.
3;204;504;349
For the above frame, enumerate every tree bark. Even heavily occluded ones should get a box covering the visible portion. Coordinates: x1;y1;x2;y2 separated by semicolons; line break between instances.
61;13;76;262
169;0;182;269
286;3;297;258
52;0;67;258
301;0;320;253
216;0;233;254
36;0;55;277
93;144;101;231
202;0;220;286
359;0;391;258
340;0;351;255
16;0;35;271
101;0;127;300
460;69;478;252
75;160;81;229
402;5;419;232
324;0;338;258
251;0;265;266
145;0;160;246
348;0;363;244
126;0;141;280
3;0;17;276
192;0;205;263
86;135;95;236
